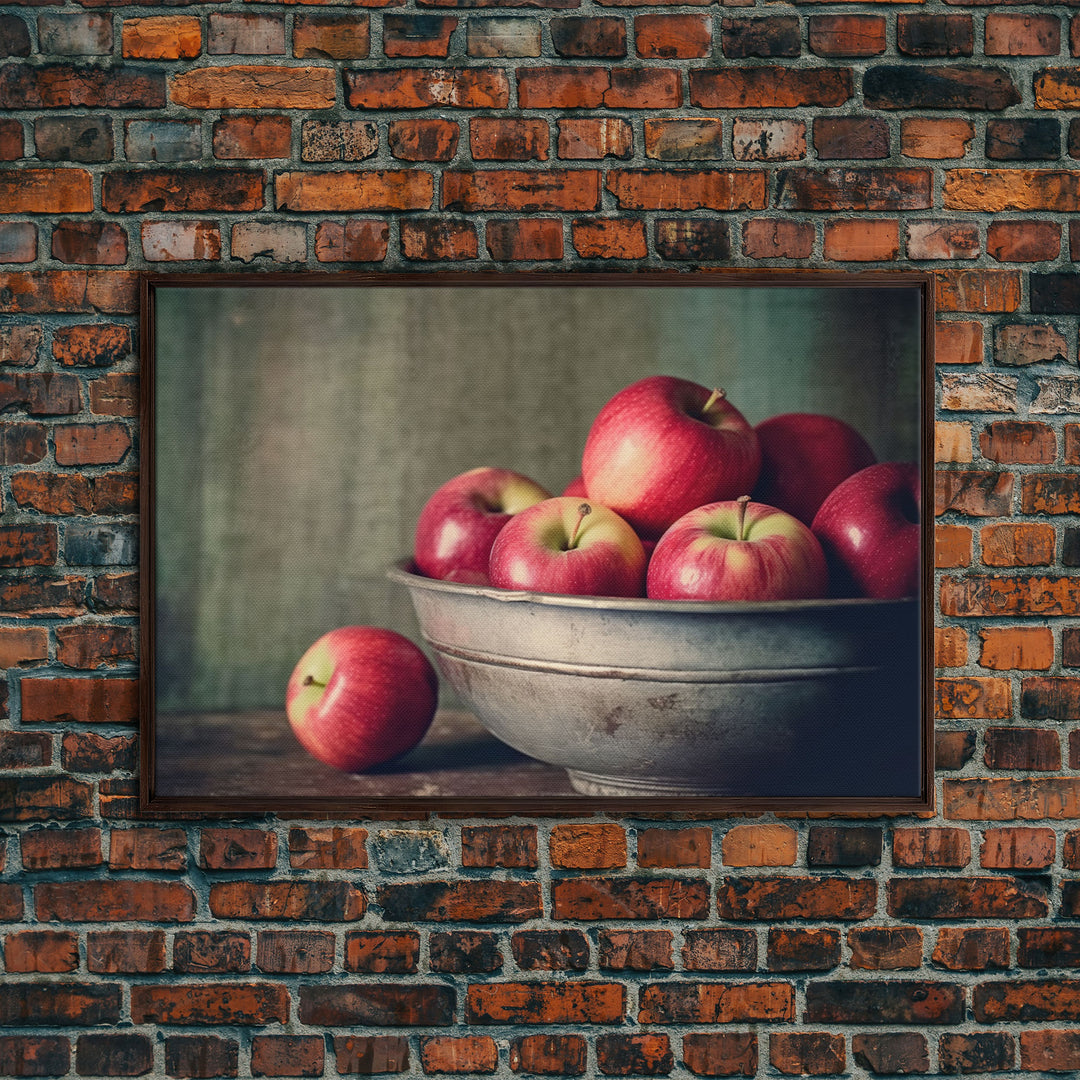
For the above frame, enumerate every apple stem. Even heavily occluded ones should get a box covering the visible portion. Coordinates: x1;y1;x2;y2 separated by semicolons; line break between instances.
736;495;751;542
567;503;591;549
302;675;326;689
702;387;726;414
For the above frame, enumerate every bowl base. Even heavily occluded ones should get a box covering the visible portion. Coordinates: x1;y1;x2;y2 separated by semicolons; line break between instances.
567;768;752;799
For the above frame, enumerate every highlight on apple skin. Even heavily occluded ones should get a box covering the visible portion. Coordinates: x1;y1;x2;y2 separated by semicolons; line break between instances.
413;466;551;585
286;626;438;773
646;496;829;602
581;375;762;539
752;412;877;526
488;496;648;598
811;461;921;600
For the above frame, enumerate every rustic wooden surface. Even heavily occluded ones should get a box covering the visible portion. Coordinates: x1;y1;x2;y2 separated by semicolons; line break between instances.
154;707;575;799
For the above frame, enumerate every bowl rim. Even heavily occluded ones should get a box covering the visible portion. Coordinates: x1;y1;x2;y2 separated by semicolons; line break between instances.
387;559;918;615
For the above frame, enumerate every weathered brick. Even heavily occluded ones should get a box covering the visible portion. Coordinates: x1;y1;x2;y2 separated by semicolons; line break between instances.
302;119;378;162
277;170;433;211
388;118;459;161
721;824;796;866
132;984;289;1027
103;170;263;213
645;118;724;160
509;1034;586;1076
936;625;968;667
86;930;166;974
1036;67;1080;109
557;117;632;159
487;219;563;261
289;827;368;869
980;524;1055;567
293;13;369;59
347;67;508;108
979;628;1055;672
848;927;923;970
332;1036;408;1077
720;16;798;58
776;168;930;210
0;169;92;215
851;1033;929;1076
445;169;599;211
4;930;79;973
62;730;137;774
731;119;805;162
742;219;814;259
430;931;503;973
717;877;875;920
459;826;535;868
0;984;121;1027
939;1033;1014;1074
55;422;131;466
213;116;291;160
807;827;882;867
468;17;541;57
0;730;51;769
989;220;1060;263
945;170;1080;213
980;422;1055;467
823;219;898;261
64;522;138;566
124;118;200;162
1;775;92;820
682;929;756;972
0;1036;70;1077
420;1036;498;1076
207;12;285;55
944;776;1080;819
37;880;196;922
902;118;974;160
897;14;973;57
0;222;35;262
210;881;366;921
470;116;548;160
232;222;307;264
553;877;708;920
974;980;1080;1022
893;827;971;868
769;1033;845;1076
0;323;42;365
987;13;1060;55
1021;676;1080;720
173;932;251;974
607;169;764;210
572;217;646;259
932;927;1009;971
980;827;1056;869
907;221;979;260
314;219;389;263
637;827;711;868
987;119;1061;161
342;931;419;973
682;1032;758;1078
0;14;32;58
110;827;187;871
890;876;1049;919
1020;1030;1080;1072
0;64;164;109
995;325;1068;367
38;12;112;55
512;929;588;971
655;219;730;261
596;1034;672;1077
0;271;137;315
251;1036;323;1078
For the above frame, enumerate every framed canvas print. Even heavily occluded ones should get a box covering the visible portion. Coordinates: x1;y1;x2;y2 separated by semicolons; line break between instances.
139;270;934;816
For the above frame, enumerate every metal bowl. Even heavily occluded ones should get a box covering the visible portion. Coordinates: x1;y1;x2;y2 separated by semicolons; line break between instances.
388;561;922;799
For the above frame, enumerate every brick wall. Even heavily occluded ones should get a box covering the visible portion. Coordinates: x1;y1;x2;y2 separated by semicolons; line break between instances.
2;0;1080;1073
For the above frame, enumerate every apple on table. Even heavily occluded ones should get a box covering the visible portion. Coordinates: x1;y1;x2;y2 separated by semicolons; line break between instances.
647;496;829;602
581;375;761;539
489;496;647;598
286;626;438;773
753;412;877;526
414;466;550;585
811;461;921;599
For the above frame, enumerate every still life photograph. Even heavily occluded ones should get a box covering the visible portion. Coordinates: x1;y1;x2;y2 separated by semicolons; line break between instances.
140;271;933;814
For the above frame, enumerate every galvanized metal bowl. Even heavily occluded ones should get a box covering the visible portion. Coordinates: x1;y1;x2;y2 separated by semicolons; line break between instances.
388;560;922;799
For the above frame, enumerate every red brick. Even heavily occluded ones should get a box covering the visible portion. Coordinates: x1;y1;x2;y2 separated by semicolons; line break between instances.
636;827;711;868
848;927;923;970
103;169;263;213
981;523;1056;567
938;421;974;462
4;930;78;973
122;15;201;58
985;13;1061;55
890;876;1049;919
893;827;971;868
988;220;1061;263
777;167;931;211
1021;1030;1080;1072
249;1036;323;1078
0;731;51;769
0;524;56;567
637;14;710;57
767;929;841;972
1;576;85;618
165;1035;239;1079
170;65;333;109
721;824;796;866
607;169;764;210
572;217;646;259
256;931;335;974
51;323;131;368
0;120;22;162
815;116;889;159
599;929;674;971
902;118;975;160
769;1033;845;1076
89;373;137;417
656;218;731;261
939;1033;1015;1074
378;880;538;923
293;13;369;59
936;676;1012;719
173;932;251;975
978;627;1054;671
21;827;102;869
213;115;291;160
980;420;1056;462
37;880;196;922
0;424;46;469
486;218;563;261
460;825;537;868
997;324;1069;367
347;67;508;109
557;117;632;159
944;776;1080;819
209;881;366;921
0;372;82;415
388;118;459;161
55;624;133;669
141;220;222;262
0;984;121;1027
517;66;677;108
683;929;756;972
421;1036;498;1075
944;169;1080;213
0;1036;70;1077
0;168;92;214
344;931;419;973
512;929;588;972
132;984;290;1027
277;170;432;211
0;626;46;670
639;983;794;1025
470;116;548;160
936;269;1022;312
906;220;979;260
430;931;503;974
200;828;277;870
110;827;188;871
553;878;708;920
974;980;1080;1022
742;219;814;259
313;219;389;263
0;323;43;366
86;930;166;975
0;271;137;315
932;927;1009;972
936;524;972;568
509;1034;587;1076
467;982;626;1024
981;827;1056;869
936;470;1014;515
51;220;127;265
682;1033;758;1077
823;218;899;261
288;826;368;869
444;168;599;211
936;626;968;667
62;731;137;774
690;67;850;108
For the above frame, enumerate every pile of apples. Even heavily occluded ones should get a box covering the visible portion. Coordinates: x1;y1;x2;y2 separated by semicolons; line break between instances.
285;374;920;776
414;374;921;605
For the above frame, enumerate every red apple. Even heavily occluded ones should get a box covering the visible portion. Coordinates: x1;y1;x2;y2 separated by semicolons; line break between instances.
581;375;761;538
562;475;588;497
810;461;921;599
647;496;828;602
286;626;438;773
752;412;877;525
414;467;551;584
489;497;647;598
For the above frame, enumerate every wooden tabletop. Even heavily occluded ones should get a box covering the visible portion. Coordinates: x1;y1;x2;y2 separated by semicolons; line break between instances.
154;707;576;800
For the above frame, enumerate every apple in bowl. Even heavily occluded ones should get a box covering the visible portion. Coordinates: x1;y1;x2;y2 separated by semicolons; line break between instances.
581;375;761;538
286;626;439;773
753;412;877;526
414;466;550;584
647;496;829;602
811;461;921;600
489;497;647;598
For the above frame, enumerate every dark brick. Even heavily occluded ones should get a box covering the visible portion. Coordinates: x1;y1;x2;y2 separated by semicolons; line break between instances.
332;1036;409;1076
974;979;1080;1022
461;825;537;868
721;16;800;58
1018;927;1080;967
384;15;457;57
512;930;588;971
257;931;335;974
595;1034;672;1077
939;1033;1014;1074
851;1033;929;1076
638;983;793;1025
897;14;973;56
805;981;965;1025
1032;273;1080;314
655;219;730;261
0;15;31;58
0;984;121;1026
848;927;923;971
776;168;931;210
681;1032;758;1077
986;119;1061;161
75;1034;153;1077
864;66;1020;110
0;1035;70;1076
300;985;454;1027
173;932;251;974
164;1036;239;1079
889;876;1049;919
551;16;626;57
553;878;708;920
807;827;882;867
0;64;164;110
716;877;876;920
598;930;674;972
430;930;502;973
682;929;757;972
378;881;540;923
767;928;841;972
468;982;626;1025
509;1034;586;1076
932;928;1010;972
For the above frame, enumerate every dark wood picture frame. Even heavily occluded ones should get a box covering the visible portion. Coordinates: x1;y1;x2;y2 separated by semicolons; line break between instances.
140;269;935;817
